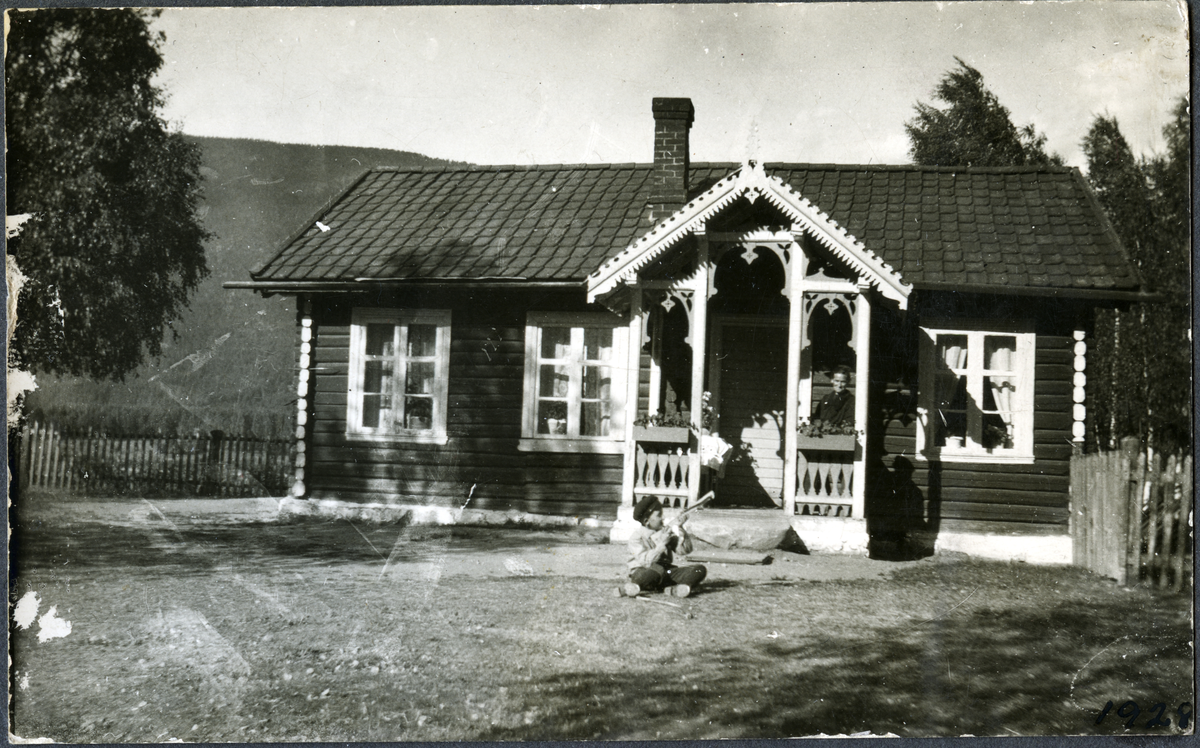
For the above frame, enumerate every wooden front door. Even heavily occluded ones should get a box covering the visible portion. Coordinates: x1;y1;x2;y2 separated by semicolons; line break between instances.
712;318;788;508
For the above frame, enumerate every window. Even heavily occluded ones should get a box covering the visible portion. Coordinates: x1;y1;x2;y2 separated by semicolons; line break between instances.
521;312;628;452
918;321;1035;462
347;308;451;443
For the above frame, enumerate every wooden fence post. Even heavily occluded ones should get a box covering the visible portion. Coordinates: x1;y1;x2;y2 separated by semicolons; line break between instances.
1173;455;1192;592
1074;452;1086;568
48;424;59;489
39;423;50;490
185;435;195;492
18;421;30;491
1157;455;1177;588
171;436;181;493
49;425;60;489
63;430;74;492
83;428;94;494
32;421;46;489
1144;452;1162;586
12;420;293;499
1122;438;1144;586
23;421;36;490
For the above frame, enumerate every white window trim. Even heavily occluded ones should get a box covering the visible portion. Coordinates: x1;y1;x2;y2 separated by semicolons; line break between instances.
519;311;628;453
347;308;451;445
917;319;1035;464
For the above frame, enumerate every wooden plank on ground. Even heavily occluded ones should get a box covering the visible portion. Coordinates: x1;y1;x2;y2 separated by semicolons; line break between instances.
685;549;772;565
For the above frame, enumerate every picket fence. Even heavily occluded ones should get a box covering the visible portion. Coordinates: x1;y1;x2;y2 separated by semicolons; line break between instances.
18;421;294;498
1071;441;1192;591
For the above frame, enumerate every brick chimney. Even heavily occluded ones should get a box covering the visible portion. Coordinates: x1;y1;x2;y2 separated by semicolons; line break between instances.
648;97;694;224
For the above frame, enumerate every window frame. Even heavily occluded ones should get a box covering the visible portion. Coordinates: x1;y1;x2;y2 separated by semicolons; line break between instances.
519;311;628;454
346;307;452;445
917;319;1036;464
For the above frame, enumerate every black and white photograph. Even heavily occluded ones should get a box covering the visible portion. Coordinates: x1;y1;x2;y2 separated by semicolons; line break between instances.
6;2;1193;741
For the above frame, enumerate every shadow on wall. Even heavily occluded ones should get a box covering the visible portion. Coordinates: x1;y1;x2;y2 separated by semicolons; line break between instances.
866;455;941;560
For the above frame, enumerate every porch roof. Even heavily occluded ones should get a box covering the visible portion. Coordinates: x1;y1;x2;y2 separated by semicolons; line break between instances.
248;162;1141;296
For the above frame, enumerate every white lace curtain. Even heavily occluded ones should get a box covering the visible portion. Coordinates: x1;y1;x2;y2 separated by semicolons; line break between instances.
986;338;1017;430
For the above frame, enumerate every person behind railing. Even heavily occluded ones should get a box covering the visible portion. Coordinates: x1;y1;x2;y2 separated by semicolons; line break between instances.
616;496;707;598
815;365;855;426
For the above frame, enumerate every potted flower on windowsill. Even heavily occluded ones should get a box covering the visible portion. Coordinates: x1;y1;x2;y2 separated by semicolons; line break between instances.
543;401;568;435
632;411;691;443
796;418;859;451
405;399;433;431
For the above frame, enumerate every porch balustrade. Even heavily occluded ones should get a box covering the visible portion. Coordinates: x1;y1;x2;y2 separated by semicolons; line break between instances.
632;442;692;508
795;448;854;516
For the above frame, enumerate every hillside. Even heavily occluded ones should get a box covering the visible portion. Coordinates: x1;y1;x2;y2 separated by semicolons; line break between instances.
21;137;456;438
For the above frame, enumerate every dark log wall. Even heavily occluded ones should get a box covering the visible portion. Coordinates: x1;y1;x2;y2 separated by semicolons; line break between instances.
305;289;623;519
300;285;1095;534
867;293;1090;537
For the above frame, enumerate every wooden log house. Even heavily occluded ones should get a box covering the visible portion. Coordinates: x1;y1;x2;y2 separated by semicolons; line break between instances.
228;98;1149;561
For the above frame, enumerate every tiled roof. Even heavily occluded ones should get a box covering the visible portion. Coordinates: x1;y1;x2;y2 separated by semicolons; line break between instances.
253;162;1140;292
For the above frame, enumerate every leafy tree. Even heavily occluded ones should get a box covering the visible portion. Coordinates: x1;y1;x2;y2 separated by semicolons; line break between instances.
906;58;1063;167
1081;116;1157;263
1083;99;1190;453
6;8;209;381
1143;97;1191;292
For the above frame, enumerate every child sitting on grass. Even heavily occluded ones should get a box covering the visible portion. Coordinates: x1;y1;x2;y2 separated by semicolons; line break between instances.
617;496;707;598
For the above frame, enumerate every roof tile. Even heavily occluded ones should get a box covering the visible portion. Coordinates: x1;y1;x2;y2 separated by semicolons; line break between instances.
252;162;1139;292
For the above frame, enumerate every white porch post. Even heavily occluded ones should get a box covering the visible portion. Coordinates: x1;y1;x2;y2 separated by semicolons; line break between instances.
621;287;644;511
647;312;663;416
783;235;807;516
688;230;710;506
852;282;872;519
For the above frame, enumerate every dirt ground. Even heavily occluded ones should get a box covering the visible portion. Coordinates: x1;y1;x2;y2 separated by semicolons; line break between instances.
9;496;1194;741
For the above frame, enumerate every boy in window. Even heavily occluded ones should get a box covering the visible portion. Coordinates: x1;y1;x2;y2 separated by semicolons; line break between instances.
815;365;855;426
617;496;707;598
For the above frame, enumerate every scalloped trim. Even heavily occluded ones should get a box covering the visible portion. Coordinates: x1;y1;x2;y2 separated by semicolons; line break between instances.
587;162;911;309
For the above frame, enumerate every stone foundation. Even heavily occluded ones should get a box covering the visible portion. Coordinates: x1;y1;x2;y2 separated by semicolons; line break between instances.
925;531;1072;565
280;498;610;530
286;499;1071;563
789;516;870;555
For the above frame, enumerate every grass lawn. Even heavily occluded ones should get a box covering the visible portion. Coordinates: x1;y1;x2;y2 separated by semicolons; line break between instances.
10;512;1193;741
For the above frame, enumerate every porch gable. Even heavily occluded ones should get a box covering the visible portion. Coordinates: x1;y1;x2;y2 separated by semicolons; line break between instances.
586;161;912;309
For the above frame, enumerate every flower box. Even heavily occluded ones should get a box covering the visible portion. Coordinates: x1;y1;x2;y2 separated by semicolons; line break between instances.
796;434;857;452
633;425;691;444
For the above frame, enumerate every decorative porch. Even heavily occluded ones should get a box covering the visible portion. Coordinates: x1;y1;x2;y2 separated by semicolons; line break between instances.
616;230;872;519
587;162;911;547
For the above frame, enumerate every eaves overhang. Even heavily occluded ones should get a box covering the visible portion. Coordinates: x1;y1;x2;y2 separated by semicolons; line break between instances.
912;282;1160;303
224;278;585;295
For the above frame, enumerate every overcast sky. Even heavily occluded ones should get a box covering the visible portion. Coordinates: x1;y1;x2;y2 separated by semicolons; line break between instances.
153;2;1188;169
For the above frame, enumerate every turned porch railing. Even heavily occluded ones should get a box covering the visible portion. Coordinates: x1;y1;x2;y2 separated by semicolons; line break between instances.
632;439;858;517
795;448;854;516
632;442;692;509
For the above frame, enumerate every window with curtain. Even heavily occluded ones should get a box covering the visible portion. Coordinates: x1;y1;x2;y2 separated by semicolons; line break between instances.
918;322;1035;462
521;312;627;451
347;308;451;443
